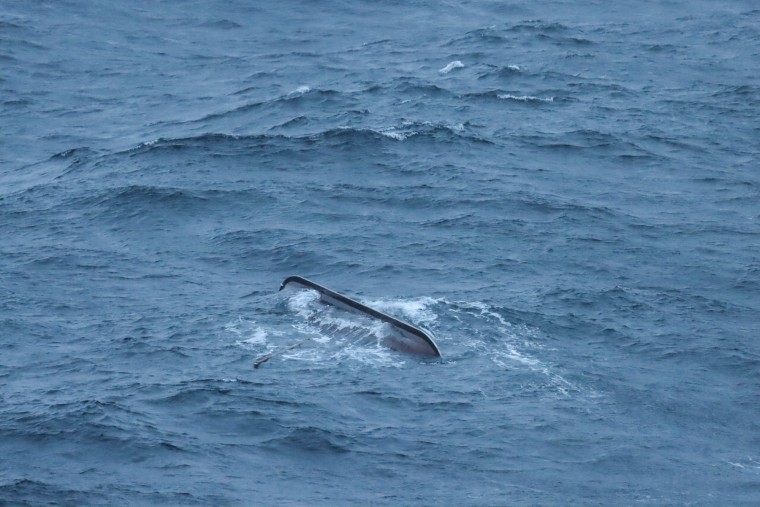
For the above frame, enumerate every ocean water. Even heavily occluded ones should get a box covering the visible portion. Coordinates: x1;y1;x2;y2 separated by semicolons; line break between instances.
1;0;759;504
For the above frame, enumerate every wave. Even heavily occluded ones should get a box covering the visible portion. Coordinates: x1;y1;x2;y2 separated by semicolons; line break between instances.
127;132;293;157
214;235;330;272
263;426;354;454
288;85;311;96
6;119;492;197
537;34;595;46
643;43;682;53
188;77;463;134
505;20;570;33
199;87;350;124
518;129;656;157
445;20;586;47
378;76;454;96
439;60;464;74
76;184;210;207
371;120;489;143
710;84;760;104
0;147;97;197
199;19;242;30
267;114;309;130
498;93;554;103
462;89;560;105
53;184;272;228
0;480;100;505
476;64;522;79
0;19;25;31
129;121;491;156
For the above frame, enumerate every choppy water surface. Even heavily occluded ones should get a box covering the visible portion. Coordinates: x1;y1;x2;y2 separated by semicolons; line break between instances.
2;1;759;504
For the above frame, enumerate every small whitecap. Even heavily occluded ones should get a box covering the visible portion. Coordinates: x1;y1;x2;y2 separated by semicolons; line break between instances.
497;94;554;103
507;64;521;72
289;85;311;96
379;129;408;141
724;457;760;472
139;138;160;147
448;299;515;328
439;60;464;74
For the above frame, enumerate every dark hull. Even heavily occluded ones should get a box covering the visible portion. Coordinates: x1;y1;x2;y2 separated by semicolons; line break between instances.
280;275;441;357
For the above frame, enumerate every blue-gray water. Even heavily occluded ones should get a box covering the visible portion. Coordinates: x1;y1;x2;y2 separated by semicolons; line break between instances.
2;1;759;505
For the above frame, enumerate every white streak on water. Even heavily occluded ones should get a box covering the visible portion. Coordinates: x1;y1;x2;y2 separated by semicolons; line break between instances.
439;60;464;74
227;318;275;350
497;94;554;103
364;297;440;324
378;129;410;141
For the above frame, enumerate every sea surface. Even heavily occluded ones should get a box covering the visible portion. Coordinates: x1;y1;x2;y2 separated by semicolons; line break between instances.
2;1;759;505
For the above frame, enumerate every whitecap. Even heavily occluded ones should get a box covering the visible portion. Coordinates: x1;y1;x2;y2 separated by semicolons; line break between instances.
439;60;464;74
288;85;311;96
497;94;554;103
378;129;410;141
724;457;760;473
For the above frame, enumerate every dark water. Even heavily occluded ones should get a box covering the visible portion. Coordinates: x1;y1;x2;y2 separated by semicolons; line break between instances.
2;1;759;504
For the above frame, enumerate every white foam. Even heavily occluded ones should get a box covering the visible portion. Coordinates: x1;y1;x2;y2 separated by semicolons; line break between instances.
226;318;271;349
364;297;440;325
493;344;540;367
289;85;311;96
281;345;325;364
379;129;410;141
279;329;405;369
377;121;464;142
287;289;320;318
242;327;268;345
446;299;585;396
341;346;405;368
724;457;760;472
451;300;512;327
439;60;464;74
507;64;521;72
497;94;554;103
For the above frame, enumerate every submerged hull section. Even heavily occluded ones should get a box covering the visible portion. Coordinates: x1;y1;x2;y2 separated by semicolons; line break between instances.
279;275;441;357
